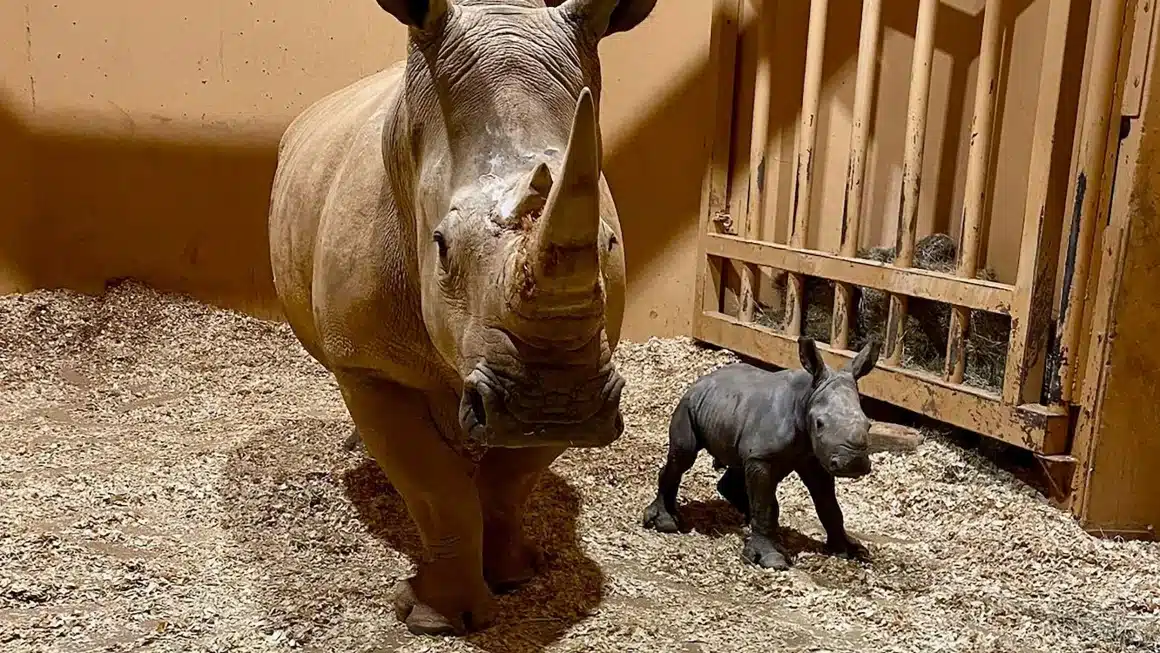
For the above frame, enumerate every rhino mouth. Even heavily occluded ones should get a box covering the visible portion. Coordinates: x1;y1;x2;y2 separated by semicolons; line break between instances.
827;446;872;479
458;363;626;448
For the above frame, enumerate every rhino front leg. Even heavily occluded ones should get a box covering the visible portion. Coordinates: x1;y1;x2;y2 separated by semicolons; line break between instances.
642;402;700;533
336;373;496;636
474;446;565;593
741;459;792;570
798;458;870;562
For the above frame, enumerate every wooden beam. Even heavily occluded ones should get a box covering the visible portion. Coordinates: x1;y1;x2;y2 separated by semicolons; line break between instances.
1002;0;1082;406
946;0;1004;383
784;0;830;337
692;0;743;325
740;1;778;323
694;310;1069;453
705;233;1013;313
867;421;924;453
885;0;939;365
1053;0;1131;404
833;0;884;350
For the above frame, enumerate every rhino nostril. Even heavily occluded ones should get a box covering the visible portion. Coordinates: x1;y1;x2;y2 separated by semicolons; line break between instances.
467;386;488;427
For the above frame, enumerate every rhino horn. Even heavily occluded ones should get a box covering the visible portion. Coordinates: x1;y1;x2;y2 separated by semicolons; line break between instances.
524;87;603;309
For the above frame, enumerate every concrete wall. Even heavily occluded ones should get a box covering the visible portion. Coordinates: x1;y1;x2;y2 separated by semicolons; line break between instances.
0;0;714;340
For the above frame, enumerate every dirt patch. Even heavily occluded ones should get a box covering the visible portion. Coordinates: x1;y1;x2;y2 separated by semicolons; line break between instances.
1;282;1157;652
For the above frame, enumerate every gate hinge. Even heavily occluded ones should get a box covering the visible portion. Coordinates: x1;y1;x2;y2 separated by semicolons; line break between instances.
712;211;736;234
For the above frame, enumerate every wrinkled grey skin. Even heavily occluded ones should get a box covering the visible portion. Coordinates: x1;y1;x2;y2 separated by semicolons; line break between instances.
267;0;656;637
642;337;883;570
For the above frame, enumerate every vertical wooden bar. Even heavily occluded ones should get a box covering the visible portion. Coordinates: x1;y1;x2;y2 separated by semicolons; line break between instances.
1053;0;1131;404
944;0;1004;382
783;0;829;337
884;0;939;365
1002;0;1082;405
693;0;744;332
832;0;883;350
741;1;778;323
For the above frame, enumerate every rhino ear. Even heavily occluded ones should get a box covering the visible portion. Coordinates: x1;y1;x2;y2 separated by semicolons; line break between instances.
798;337;827;386
846;339;882;380
556;0;657;37
376;0;449;32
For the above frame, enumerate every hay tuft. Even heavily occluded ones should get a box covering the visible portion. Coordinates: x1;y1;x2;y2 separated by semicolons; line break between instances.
757;233;1011;392
1;282;1157;652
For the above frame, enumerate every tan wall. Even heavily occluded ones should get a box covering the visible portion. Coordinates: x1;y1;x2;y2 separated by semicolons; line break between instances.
0;0;714;339
0;0;1093;341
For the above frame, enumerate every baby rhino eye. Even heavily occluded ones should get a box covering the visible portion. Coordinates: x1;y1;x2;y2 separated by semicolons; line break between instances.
815;418;825;431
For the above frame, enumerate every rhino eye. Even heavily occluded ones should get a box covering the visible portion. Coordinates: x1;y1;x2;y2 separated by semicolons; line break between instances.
433;230;449;265
815;418;824;431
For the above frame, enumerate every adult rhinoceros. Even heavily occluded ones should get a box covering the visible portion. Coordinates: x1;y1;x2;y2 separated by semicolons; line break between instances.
267;0;656;637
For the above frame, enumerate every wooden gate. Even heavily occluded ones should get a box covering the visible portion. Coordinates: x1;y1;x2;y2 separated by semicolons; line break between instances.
691;0;1151;470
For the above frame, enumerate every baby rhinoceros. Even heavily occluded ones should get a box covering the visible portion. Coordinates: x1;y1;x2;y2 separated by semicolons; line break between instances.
642;337;883;570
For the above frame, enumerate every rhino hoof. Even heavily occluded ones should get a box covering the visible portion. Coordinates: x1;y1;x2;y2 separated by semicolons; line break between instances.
742;536;791;570
826;536;871;562
485;543;543;594
642;497;680;534
391;579;490;637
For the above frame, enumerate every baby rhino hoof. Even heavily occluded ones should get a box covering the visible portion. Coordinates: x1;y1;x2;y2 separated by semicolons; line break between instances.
742;537;790;570
825;537;871;562
392;579;495;637
642;497;680;533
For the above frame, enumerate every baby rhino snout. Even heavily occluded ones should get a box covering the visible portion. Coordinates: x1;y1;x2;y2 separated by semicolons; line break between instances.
830;451;872;479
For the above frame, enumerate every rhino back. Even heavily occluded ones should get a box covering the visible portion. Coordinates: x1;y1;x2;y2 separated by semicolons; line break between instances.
684;363;805;466
269;63;449;391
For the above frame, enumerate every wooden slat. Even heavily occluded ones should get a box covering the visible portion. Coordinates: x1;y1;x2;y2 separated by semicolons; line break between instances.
1068;0;1152;518
694;311;1070;453
693;0;743;323
833;0;884;350
705;233;1013;313
885;0;939;365
1002;0;1081;405
740;2;778;323
784;0;830;337
945;0;1004;383
1053;0;1131;404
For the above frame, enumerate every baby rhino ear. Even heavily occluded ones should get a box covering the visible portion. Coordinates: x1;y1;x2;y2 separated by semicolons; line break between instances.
797;337;827;386
847;339;882;380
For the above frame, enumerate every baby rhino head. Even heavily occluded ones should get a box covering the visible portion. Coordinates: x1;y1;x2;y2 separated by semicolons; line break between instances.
798;337;882;479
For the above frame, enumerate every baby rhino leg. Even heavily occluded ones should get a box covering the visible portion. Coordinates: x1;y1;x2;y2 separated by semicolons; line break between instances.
716;466;750;520
740;459;792;570
642;403;700;533
798;457;870;561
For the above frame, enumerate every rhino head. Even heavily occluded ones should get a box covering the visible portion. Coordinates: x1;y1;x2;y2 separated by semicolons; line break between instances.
376;0;656;448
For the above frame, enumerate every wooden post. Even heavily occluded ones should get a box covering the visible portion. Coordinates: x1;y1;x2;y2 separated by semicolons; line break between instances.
1053;0;1130;404
693;0;743;332
884;0;938;365
944;0;1004;382
741;1;778;323
832;0;883;350
784;0;829;337
1001;0;1082;405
